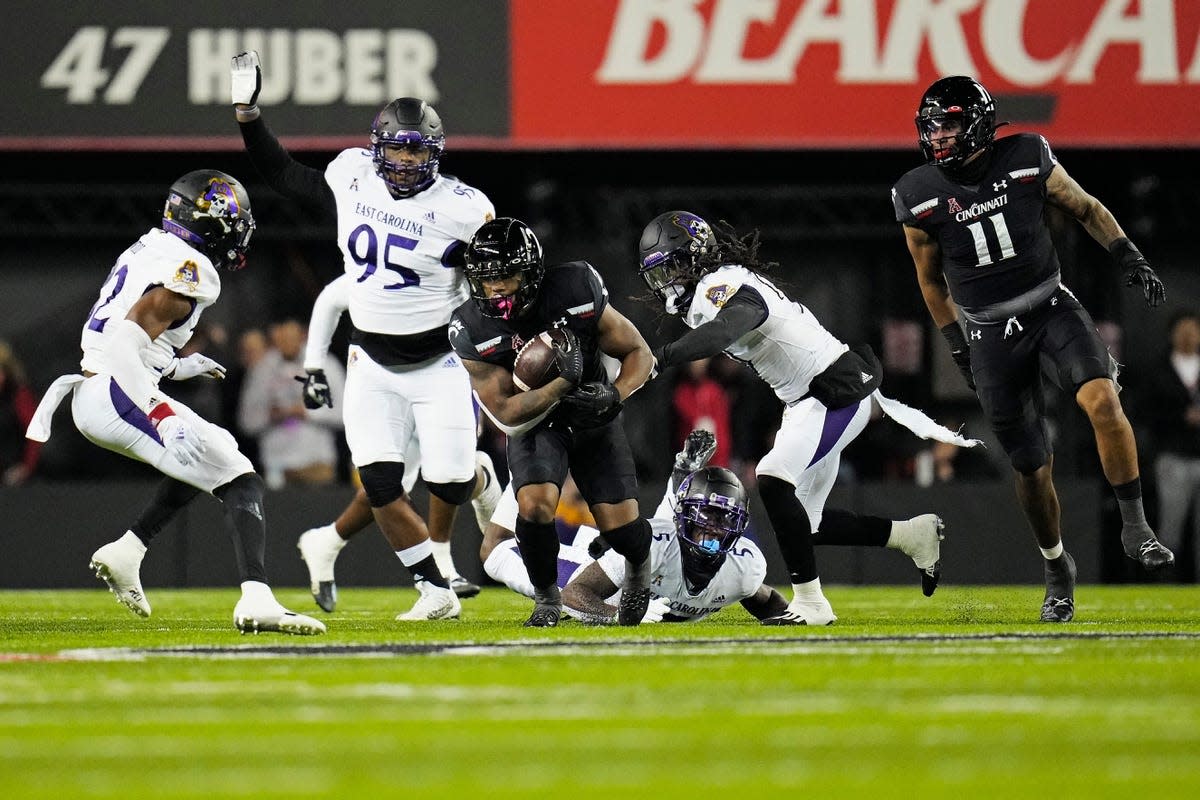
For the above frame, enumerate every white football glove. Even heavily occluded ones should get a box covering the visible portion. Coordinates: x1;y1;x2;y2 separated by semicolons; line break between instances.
156;416;207;466
641;596;671;624
231;50;262;106
162;353;227;381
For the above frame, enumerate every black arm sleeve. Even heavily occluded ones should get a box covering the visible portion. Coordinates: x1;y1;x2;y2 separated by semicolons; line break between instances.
657;286;768;368
238;116;337;216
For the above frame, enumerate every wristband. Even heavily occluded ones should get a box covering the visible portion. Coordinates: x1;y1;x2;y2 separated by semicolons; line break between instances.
1107;237;1144;269
939;321;968;351
147;402;177;428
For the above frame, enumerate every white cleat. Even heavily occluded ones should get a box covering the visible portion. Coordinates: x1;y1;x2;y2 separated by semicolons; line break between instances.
233;597;326;635
470;450;503;535
778;596;838;626
89;532;151;618
396;580;461;621
297;524;344;612
897;514;945;597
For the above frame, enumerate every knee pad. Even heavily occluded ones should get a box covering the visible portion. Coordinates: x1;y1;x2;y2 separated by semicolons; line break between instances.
358;461;408;507
1009;446;1050;475
426;477;475;506
994;420;1050;476
214;472;264;513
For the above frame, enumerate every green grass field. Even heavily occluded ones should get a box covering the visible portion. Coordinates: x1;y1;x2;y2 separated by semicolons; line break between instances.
2;584;1199;798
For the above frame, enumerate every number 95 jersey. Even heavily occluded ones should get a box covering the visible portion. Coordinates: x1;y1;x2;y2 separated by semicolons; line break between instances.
891;133;1059;311
325;149;495;336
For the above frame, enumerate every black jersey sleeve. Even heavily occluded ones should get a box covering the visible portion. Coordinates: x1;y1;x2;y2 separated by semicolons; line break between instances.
581;262;610;319
657;287;768;368
448;307;484;363
1035;134;1058;181
238;116;336;215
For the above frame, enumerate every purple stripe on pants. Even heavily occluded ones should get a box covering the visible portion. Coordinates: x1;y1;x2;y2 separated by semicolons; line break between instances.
109;378;162;444
556;556;583;589
806;401;859;468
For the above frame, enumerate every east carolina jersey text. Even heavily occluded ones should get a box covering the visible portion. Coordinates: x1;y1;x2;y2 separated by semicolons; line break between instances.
891;133;1059;310
685;266;846;405
79;228;220;380
325;148;494;336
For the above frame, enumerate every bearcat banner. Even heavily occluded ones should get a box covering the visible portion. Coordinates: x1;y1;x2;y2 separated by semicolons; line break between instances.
3;0;1198;149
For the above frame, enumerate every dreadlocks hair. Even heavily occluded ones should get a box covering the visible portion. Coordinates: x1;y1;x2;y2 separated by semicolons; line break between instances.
698;220;779;274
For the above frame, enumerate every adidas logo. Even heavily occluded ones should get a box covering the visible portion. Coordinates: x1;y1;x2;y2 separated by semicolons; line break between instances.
424;210;436;222
860;371;873;383
442;355;458;368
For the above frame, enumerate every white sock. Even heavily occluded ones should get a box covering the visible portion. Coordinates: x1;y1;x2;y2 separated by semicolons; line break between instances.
483;542;535;599
1040;542;1064;560
318;523;347;551
119;530;148;556
885;519;908;551
430;540;459;579
791;576;824;602
239;580;275;604
396;538;433;568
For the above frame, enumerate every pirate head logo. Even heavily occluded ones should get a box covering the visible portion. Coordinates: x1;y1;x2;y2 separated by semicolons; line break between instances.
671;212;714;252
174;260;200;290
196;178;241;225
705;284;736;308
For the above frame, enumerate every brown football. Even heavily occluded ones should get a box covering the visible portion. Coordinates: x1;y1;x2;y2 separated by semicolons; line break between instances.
512;328;570;391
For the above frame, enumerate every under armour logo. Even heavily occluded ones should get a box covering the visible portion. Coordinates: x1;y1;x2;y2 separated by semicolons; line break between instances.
860;372;873;384
970;330;982;340
993;180;1008;191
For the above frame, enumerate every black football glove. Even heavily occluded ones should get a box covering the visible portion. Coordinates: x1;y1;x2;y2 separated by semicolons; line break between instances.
1110;238;1165;308
295;369;333;409
559;382;623;428
587;534;611;560
674;429;717;473
940;321;976;392
550;327;584;385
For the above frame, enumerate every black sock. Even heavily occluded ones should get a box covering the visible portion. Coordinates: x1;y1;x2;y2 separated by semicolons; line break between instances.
214;473;268;584
812;509;891;548
1112;478;1149;526
601;518;651;565
407;554;449;588
131;477;201;546
758;475;817;584
515;516;560;591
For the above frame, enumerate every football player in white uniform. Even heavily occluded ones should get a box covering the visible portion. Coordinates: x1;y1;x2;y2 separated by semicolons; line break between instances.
482;430;792;624
231;51;497;621
25;170;325;635
637;212;983;625
294;274;502;612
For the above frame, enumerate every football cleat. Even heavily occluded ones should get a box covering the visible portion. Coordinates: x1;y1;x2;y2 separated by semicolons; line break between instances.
450;575;482;599
524;586;562;628
760;610;808;626
297;525;345;612
897;514;945;597
782;596;837;626
470;450;503;535
396;581;461;621
1040;550;1077;623
89;532;151;618
1121;524;1175;571
233;597;326;635
616;556;652;626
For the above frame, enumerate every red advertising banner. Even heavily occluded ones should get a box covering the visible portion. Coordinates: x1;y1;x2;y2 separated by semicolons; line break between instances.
511;0;1200;148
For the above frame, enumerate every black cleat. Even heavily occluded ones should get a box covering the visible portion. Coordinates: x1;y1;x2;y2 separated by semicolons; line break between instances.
1040;550;1077;623
1121;524;1175;571
760;611;808;626
524;585;562;628
450;576;482;599
617;588;651;626
312;581;337;613
920;561;941;598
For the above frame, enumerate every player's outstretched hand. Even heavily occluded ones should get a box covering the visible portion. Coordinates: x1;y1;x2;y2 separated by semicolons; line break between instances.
641;597;671;624
157;416;206;466
231;50;262;107
1124;263;1166;308
295;369;333;409
675;429;717;473
163;353;226;381
550;326;583;385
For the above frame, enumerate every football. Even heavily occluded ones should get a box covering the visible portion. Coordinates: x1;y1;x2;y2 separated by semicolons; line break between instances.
512;328;569;391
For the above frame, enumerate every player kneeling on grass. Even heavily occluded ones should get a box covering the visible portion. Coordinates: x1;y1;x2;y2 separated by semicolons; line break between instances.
25;170;324;636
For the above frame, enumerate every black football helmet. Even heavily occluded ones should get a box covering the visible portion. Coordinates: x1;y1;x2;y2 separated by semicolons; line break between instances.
915;76;997;167
370;97;445;197
674;466;750;590
464;218;545;320
638;211;716;314
161;169;255;271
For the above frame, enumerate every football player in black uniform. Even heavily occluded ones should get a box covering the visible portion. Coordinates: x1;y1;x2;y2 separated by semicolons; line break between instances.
449;217;656;627
892;75;1173;622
